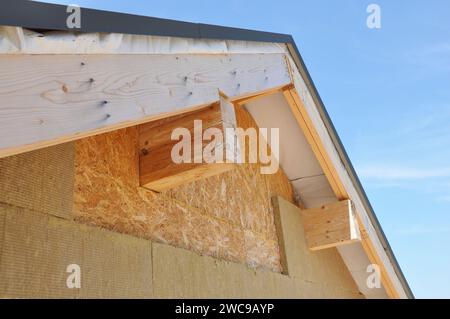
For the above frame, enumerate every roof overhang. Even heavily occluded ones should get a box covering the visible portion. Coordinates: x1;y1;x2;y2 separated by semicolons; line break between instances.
0;0;413;298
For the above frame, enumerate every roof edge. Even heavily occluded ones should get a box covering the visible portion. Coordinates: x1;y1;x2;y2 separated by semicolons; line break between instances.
0;0;292;42
286;41;414;299
0;0;414;298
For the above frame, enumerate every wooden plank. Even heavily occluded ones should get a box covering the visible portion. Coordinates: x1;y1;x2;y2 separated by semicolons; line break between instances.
0;53;291;158
301;200;360;251
139;95;241;192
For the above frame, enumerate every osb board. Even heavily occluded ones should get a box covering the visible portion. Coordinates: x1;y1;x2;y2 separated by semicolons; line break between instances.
0;142;75;219
152;197;362;298
0;203;153;299
161;105;294;270
73;106;294;272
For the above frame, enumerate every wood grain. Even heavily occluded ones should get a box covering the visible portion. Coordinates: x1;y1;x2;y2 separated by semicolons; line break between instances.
138;97;239;191
302;200;361;251
0;53;290;158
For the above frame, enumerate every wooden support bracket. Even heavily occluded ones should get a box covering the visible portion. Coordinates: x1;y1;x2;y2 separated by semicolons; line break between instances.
302;200;361;251
138;93;241;191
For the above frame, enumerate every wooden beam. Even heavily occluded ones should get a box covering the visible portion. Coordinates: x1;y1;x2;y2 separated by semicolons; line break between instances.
139;94;241;191
301;200;360;251
0;53;291;159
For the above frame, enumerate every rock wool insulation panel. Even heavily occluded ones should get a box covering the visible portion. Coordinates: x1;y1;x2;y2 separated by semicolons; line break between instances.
0;203;153;298
0;195;361;298
152;196;362;298
0;142;75;219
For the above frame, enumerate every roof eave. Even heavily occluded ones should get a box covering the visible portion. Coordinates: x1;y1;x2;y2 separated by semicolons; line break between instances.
0;0;414;299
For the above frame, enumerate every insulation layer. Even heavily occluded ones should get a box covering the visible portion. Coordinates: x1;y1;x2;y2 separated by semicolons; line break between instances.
73;121;293;272
0;203;153;299
0;197;361;298
0;142;75;219
152;197;362;298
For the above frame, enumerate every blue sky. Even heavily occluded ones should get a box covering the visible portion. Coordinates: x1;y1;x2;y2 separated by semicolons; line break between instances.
41;0;450;298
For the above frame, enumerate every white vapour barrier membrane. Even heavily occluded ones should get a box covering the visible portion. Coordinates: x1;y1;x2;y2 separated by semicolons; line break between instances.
0;26;288;54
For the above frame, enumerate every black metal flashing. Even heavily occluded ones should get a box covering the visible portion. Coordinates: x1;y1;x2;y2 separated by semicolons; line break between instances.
0;0;413;298
0;0;292;42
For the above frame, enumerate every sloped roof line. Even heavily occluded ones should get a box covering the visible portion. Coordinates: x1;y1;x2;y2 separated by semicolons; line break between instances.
0;0;413;298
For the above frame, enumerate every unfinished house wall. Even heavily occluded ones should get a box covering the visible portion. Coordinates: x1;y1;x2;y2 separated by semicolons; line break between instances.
0;106;362;298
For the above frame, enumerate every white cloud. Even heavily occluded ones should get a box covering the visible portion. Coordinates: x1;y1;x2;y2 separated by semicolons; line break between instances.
396;225;450;236
413;43;450;57
404;42;450;74
357;165;450;203
436;195;450;203
358;166;450;180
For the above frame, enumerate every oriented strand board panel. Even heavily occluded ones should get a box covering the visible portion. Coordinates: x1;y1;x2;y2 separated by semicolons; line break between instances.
74;118;294;272
75;127;239;258
152;196;362;298
0;142;75;219
0;203;153;299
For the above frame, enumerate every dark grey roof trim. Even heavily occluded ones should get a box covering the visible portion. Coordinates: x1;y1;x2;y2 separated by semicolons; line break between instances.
0;0;292;43
0;0;413;298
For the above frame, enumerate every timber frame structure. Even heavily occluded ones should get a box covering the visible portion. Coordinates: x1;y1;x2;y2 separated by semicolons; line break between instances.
0;0;413;299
